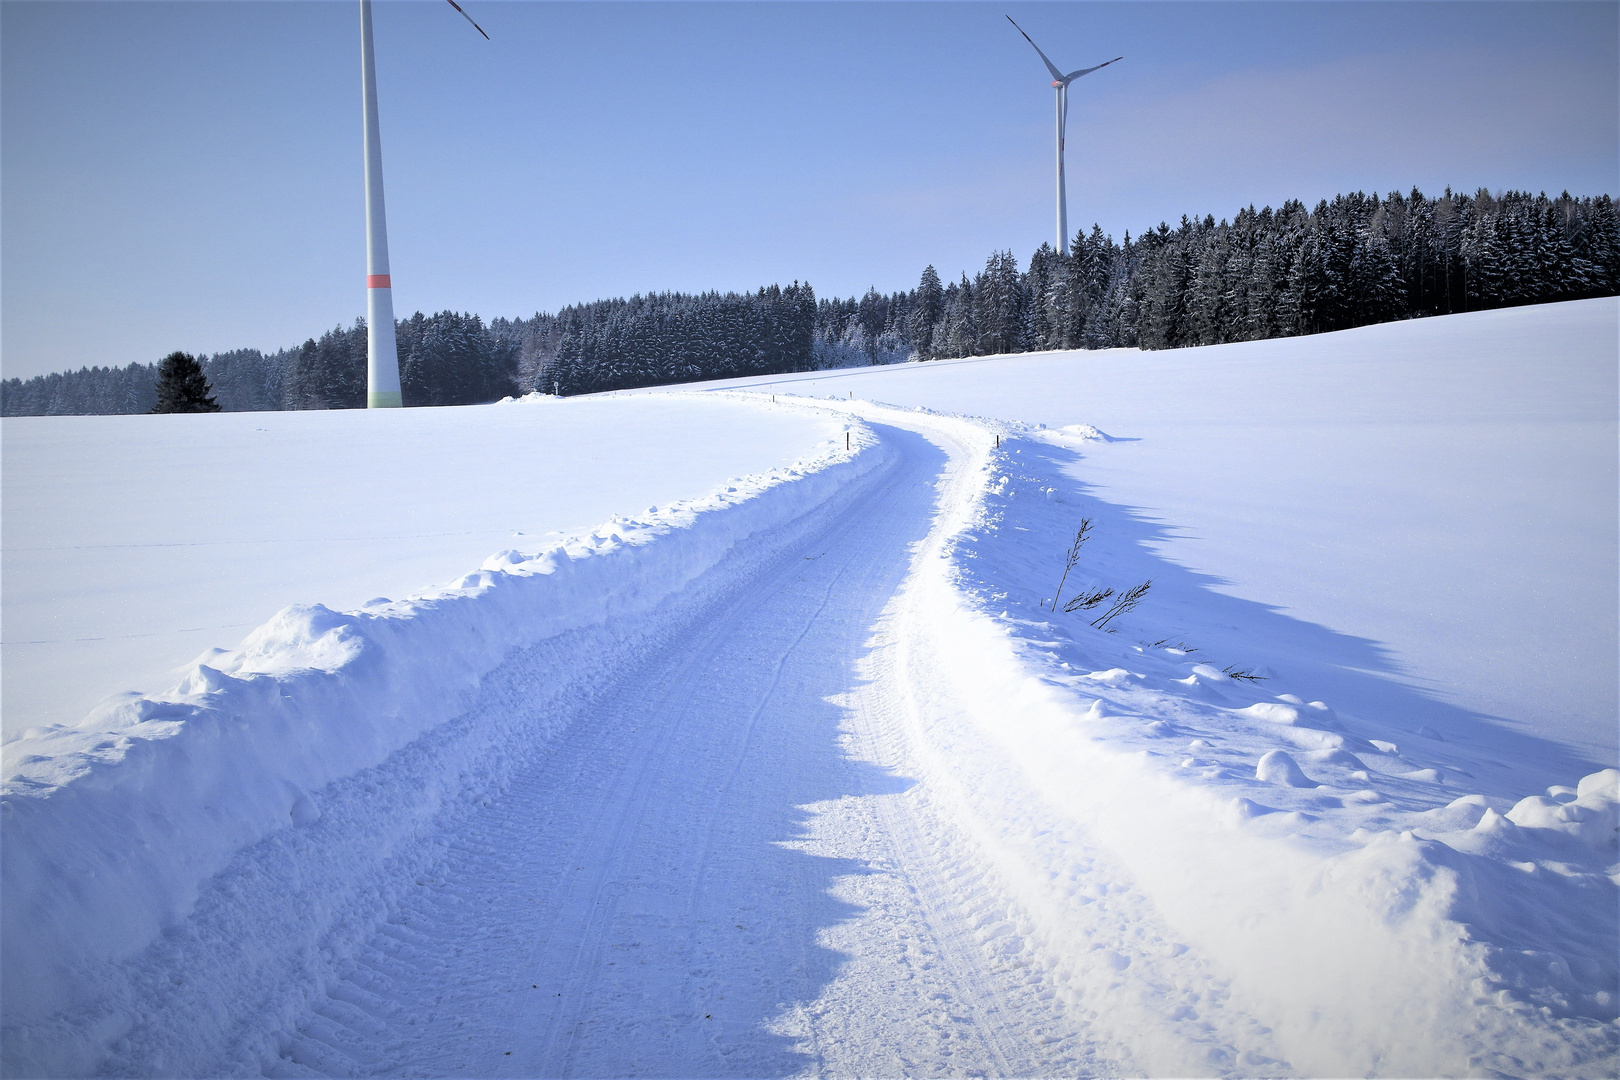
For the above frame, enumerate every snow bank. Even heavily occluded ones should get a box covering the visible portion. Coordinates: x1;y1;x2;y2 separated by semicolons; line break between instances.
841;399;1616;1076
3;392;845;731
1;405;889;1068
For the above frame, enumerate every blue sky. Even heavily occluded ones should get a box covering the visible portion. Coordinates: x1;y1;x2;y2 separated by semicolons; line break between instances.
3;1;1616;379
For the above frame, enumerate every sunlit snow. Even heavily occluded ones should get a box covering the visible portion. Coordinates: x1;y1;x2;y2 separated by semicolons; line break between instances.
2;301;1614;1078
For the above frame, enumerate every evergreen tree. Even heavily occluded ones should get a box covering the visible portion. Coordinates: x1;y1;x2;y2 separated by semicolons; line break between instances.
283;321;367;409
940;274;978;358
1188;224;1232;345
1137;222;1191;348
974;250;1025;355
1067;225;1118;347
1022;244;1061;350
1579;195;1620;294
908;265;944;358
150;351;220;413
399;311;516;405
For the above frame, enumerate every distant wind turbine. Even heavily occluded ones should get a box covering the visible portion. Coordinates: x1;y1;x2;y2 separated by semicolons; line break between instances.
1006;16;1120;258
360;0;487;409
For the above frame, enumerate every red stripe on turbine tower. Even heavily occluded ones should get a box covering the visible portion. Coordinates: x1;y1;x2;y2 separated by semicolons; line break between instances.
367;275;392;289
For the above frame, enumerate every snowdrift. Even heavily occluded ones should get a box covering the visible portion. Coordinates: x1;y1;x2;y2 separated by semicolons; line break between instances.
865;401;1618;1076
1;407;890;1075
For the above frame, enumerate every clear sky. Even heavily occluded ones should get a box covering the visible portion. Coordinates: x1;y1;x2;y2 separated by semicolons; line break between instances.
3;1;1616;379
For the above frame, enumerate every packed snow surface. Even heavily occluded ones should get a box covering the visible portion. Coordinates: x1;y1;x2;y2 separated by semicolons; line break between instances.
2;303;1616;1077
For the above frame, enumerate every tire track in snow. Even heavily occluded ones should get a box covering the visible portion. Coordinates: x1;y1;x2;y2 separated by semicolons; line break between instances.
868;410;1291;1077
775;637;1111;1078
268;422;1107;1077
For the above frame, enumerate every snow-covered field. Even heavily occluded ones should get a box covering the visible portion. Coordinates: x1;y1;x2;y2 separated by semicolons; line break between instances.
2;397;844;730
2;301;1615;1077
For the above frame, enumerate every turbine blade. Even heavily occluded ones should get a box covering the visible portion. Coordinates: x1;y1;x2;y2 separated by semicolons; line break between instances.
445;0;490;40
1006;15;1065;83
1064;56;1123;81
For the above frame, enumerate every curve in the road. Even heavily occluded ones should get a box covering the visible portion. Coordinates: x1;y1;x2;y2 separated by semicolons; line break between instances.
235;420;1098;1078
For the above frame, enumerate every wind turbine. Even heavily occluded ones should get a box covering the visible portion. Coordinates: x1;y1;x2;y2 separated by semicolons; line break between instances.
1006;15;1120;258
360;0;488;409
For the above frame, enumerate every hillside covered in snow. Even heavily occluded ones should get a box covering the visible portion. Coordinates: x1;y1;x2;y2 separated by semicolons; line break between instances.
2;300;1615;1077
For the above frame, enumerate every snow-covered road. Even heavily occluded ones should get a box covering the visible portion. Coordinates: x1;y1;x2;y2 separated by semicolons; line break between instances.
263;421;1107;1077
5;363;1614;1075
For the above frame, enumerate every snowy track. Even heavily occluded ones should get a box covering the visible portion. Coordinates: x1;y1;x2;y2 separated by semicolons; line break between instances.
6;388;1615;1078
264;421;1105;1077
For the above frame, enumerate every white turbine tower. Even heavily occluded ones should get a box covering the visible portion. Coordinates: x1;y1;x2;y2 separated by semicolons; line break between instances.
360;0;487;408
1006;16;1120;257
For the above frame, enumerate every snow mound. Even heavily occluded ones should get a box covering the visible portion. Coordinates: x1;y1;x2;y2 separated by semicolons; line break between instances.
1055;422;1115;441
873;405;1617;1076
1256;748;1315;787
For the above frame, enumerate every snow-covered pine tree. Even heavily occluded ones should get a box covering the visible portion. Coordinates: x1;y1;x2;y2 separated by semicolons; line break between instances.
1578;195;1620;295
974;250;1025;355
1188;223;1232;346
1066;225;1117;348
940;274;977;358
1022;244;1060;351
908;266;944;359
1136;221;1192;348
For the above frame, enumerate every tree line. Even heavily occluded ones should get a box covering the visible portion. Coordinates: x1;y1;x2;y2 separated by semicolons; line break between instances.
0;311;519;416
857;186;1620;361
495;283;818;396
5;186;1615;416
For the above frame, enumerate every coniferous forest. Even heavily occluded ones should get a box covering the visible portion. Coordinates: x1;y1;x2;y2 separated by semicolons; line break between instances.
5;186;1616;416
